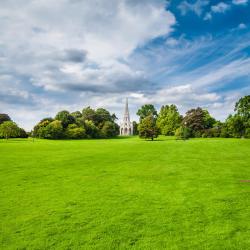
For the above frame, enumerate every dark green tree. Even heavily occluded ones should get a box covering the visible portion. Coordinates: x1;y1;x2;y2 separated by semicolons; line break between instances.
95;108;113;125
84;120;100;138
82;107;97;123
55;110;75;128
132;121;138;135
0;114;11;125
101;121;119;138
138;115;159;140
203;110;216;129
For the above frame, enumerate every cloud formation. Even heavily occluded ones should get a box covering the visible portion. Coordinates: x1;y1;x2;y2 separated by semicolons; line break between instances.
178;0;209;16
232;0;248;5
0;0;249;130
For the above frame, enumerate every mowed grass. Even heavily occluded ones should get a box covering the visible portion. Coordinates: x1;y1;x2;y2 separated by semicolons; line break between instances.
0;137;249;250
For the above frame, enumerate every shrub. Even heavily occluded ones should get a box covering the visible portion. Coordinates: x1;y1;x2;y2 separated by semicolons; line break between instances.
175;126;191;140
65;124;86;139
84;120;100;138
101;121;119;138
43;120;64;139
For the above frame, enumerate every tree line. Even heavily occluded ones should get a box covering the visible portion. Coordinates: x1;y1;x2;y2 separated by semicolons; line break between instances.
135;95;250;140
32;107;119;139
0;95;249;140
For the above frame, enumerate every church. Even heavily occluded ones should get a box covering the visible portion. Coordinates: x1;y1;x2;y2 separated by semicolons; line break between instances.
120;98;133;136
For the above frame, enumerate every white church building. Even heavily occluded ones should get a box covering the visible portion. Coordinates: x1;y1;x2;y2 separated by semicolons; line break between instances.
120;98;133;136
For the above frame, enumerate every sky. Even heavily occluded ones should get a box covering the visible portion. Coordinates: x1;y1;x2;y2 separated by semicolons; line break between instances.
0;0;250;130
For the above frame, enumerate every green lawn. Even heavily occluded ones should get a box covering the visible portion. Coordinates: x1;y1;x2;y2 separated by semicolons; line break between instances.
0;137;249;249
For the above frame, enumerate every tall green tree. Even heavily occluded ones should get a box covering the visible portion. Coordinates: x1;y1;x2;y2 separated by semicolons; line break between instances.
156;104;182;135
95;108;113;125
137;104;157;121
0;121;20;139
224;114;245;138
82;107;97;123
203;110;216;129
235;95;250;120
138;115;159;140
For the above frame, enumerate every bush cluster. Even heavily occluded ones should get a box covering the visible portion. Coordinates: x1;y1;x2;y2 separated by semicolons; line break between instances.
33;107;119;139
137;95;250;140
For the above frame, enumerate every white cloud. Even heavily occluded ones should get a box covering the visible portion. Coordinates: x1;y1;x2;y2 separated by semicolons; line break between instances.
204;12;212;20
238;23;247;29
232;0;248;5
178;0;209;16
211;2;231;13
204;2;231;21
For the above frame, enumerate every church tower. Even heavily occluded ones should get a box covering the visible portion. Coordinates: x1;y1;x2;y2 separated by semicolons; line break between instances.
120;98;133;136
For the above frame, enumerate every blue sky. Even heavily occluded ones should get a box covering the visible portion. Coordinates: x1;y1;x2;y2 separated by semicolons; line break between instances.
0;0;250;130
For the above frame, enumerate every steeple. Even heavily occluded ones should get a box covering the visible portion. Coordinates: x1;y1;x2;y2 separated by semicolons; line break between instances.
120;98;133;136
123;97;130;121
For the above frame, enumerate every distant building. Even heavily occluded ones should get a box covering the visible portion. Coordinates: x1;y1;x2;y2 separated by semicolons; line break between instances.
120;98;133;136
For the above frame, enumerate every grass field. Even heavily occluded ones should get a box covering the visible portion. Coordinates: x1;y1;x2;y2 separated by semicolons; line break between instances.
0;137;249;249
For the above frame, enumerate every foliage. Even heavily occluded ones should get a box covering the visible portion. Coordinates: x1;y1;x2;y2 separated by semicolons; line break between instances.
82;107;97;123
0;114;11;125
182;108;216;137
55;110;75;128
235;95;250;120
65;124;86;139
132;121;138;135
182;107;205;135
224;114;245;138
84;120;100;138
175;126;191;140
18;128;28;138
34;107;119;140
156;104;182;135
71;111;82;119
138;115;159;140
101;121;119;138
202;127;221;138
0;121;21;139
43;120;64;139
137;104;157;121
33;119;53;138
203;110;216;129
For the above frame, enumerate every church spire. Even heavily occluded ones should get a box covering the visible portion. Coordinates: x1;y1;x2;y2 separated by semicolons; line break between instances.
120;98;133;136
124;97;129;116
